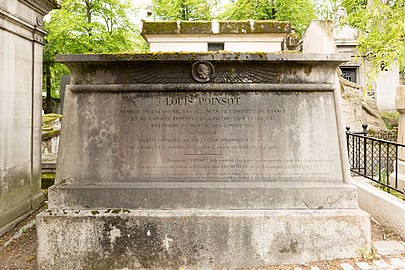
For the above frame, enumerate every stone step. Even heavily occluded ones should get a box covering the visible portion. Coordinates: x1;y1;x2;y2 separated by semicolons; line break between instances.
48;181;358;210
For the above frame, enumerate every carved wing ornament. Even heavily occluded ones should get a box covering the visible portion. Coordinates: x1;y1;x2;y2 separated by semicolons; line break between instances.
128;61;281;84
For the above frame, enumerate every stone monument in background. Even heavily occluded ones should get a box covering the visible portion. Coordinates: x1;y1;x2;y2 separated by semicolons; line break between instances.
37;21;370;269
0;0;59;235
392;85;405;191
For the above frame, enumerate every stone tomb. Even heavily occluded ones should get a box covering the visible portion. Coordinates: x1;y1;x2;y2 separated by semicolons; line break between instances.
37;53;370;269
0;0;59;236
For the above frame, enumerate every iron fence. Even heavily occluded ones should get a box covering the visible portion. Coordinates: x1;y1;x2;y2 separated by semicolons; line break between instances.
346;124;405;195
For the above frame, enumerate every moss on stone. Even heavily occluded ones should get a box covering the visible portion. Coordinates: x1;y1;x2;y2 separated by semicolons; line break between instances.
142;21;179;34
41;173;55;189
218;20;252;34
253;20;291;34
41;173;55;179
42;129;60;140
61;52;346;65
179;21;212;34
217;20;291;34
142;20;291;35
42;113;62;124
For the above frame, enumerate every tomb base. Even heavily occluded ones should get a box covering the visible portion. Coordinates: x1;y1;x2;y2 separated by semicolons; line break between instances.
37;209;370;270
48;182;358;210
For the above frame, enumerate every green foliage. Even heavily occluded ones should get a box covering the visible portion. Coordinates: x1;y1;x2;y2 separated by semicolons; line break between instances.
356;246;376;260
218;0;316;35
342;0;405;79
380;111;399;130
373;165;405;200
44;0;149;98
152;0;219;20
313;0;341;20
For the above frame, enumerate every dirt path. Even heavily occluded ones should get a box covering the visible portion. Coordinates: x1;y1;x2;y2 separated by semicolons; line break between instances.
0;205;45;270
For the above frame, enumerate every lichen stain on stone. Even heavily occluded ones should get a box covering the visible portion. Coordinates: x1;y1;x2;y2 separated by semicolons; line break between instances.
179;21;212;34
278;239;299;254
141;20;291;36
109;226;121;244
141;21;179;35
99;217;186;269
303;65;313;76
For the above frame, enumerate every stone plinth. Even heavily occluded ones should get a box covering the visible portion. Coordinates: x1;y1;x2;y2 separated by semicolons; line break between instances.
37;209;369;269
37;53;370;269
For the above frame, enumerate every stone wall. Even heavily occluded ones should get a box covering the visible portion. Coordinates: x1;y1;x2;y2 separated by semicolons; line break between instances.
0;0;58;235
142;20;292;53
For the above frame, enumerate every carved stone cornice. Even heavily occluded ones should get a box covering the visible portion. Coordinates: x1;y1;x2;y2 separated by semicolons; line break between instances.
0;7;48;42
18;0;60;16
56;53;348;85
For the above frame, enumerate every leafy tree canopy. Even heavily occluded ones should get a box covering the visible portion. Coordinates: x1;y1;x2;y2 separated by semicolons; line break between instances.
45;0;146;57
341;0;405;77
342;0;405;77
314;0;341;20
151;0;219;20
43;0;148;104
218;0;317;35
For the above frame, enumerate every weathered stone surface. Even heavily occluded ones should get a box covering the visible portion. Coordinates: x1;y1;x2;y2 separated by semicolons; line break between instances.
0;0;58;236
38;53;370;268
303;20;334;54
141;20;291;35
50;54;353;212
339;75;387;131
353;177;405;239
55;90;343;186
37;209;370;270
49;182;358;210
373;241;405;256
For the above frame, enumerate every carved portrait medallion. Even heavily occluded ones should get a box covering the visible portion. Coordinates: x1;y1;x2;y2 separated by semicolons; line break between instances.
191;61;214;82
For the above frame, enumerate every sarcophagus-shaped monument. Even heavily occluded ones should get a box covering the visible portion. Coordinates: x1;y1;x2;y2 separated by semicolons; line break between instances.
37;53;370;269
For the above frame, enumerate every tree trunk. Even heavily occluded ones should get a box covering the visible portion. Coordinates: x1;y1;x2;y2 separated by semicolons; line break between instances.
181;0;186;20
44;62;52;114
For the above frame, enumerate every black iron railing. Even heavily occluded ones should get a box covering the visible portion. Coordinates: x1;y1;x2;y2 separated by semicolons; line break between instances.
346;124;405;195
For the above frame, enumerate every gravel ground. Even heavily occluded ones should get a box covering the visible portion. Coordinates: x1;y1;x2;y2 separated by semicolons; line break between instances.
0;204;403;270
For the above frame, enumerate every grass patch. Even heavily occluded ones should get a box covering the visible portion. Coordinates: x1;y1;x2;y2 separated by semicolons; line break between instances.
41;173;55;189
380;111;399;130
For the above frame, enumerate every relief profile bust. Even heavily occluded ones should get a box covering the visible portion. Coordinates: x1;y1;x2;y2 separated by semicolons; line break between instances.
192;61;214;82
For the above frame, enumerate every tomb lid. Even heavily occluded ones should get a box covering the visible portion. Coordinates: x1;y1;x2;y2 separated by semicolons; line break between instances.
56;52;350;63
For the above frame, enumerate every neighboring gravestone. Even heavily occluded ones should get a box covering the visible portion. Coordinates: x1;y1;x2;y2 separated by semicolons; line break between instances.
375;64;400;112
59;75;70;113
391;85;405;191
37;53;370;269
0;0;59;236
